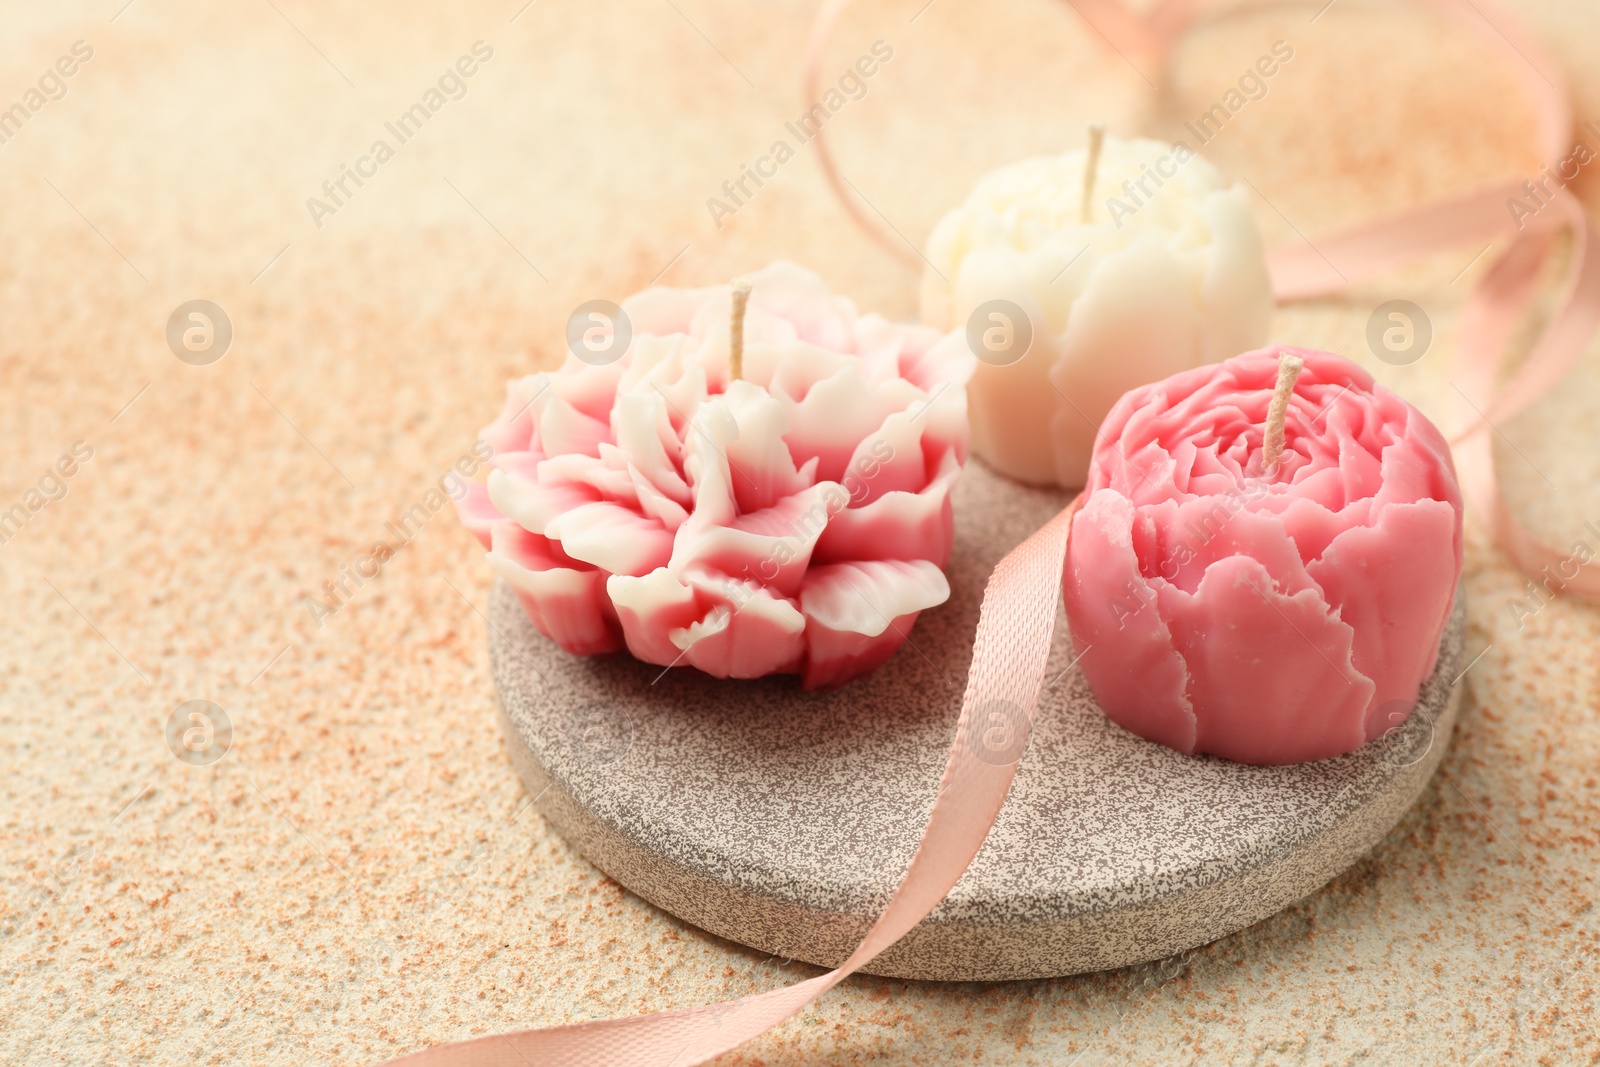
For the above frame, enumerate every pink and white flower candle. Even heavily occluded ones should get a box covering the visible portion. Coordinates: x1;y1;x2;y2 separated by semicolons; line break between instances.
457;262;975;689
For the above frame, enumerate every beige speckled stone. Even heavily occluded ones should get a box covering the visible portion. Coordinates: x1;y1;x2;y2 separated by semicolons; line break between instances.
0;0;1597;1064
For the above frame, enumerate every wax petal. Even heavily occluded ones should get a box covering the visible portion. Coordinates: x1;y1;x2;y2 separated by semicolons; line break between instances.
453;481;501;550
720;382;812;514
1064;491;1197;755
612;392;690;506
671;572;806;680
545;501;674;577
489;450;543;483
538;396;611;458
622;285;713;337
672;483;839;599
800;559;950;639
579;447;645;506
736;260;854;351
489;522;620;655
1308;499;1459;740
607;567;703;665
814;452;961;566
844;409;928;504
627;463;690;532
888;322;978;397
551;360;625;423
487;468;597;536
1144;502;1319;599
1047;237;1202;487
779;364;915;484
1159;556;1373;765
481;375;543;455
799;560;950;690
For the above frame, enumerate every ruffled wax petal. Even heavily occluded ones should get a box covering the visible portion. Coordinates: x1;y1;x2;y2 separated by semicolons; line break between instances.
459;262;976;687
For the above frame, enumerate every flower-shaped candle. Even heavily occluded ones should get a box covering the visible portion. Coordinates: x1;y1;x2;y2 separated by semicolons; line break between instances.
457;262;975;689
1063;347;1463;765
921;132;1273;488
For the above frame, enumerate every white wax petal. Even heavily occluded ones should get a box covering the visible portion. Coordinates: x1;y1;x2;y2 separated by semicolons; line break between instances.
922;136;1273;488
799;560;950;639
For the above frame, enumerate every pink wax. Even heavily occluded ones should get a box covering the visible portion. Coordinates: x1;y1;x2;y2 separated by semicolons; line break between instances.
1063;347;1464;765
456;262;975;688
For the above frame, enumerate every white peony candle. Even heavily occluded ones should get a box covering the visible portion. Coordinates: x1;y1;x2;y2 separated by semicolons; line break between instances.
921;134;1273;487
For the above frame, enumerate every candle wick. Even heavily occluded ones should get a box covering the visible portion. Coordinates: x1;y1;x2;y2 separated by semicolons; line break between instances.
1080;124;1106;225
729;277;752;384
1262;351;1306;475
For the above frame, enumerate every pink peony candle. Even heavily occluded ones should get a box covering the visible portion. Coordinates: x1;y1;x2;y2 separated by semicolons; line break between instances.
457;262;975;689
1063;347;1463;765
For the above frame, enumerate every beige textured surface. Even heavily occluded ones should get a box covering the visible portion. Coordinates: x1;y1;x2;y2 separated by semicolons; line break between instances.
0;1;1596;1064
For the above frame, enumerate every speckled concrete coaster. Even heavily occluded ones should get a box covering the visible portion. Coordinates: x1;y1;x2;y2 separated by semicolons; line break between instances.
489;463;1465;981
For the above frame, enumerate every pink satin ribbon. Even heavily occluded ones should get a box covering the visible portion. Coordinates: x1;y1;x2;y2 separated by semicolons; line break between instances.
386;501;1079;1066
384;2;1600;1063
810;0;1600;594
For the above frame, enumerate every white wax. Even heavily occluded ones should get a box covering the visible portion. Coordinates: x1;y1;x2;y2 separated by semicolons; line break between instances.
921;137;1273;487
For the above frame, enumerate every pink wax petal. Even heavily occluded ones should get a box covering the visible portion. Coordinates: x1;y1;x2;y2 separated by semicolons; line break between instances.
488;450;544;482
1159;556;1373;765
798;559;949;689
1308;499;1460;740
1063;492;1197;755
489;522;620;655
620;339;710;433
736;261;854;351
1332;424;1384;502
612;393;691;506
584;446;647;507
453;481;502;550
672;483;840;599
720;383;813;513
813;452;960;567
551;360;625;423
538;396;611;458
843;410;929;505
779;365;915;483
846;314;910;384
607;568;703;666
799;559;950;638
486;468;599;537
1259;493;1352;566
480;376;542;456
679;398;744;515
621;285;713;337
672;572;806;680
801;608;926;690
888;324;977;397
764;344;851;397
626;464;690;532
1143;502;1319;599
545;501;674;577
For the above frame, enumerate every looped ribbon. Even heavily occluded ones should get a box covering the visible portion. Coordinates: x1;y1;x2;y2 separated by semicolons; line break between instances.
384;3;1599;1064
810;0;1600;597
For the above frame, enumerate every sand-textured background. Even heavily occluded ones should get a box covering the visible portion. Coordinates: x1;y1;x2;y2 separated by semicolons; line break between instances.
0;0;1596;1063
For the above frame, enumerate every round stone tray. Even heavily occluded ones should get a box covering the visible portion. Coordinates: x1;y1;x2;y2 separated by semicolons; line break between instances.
488;462;1465;981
